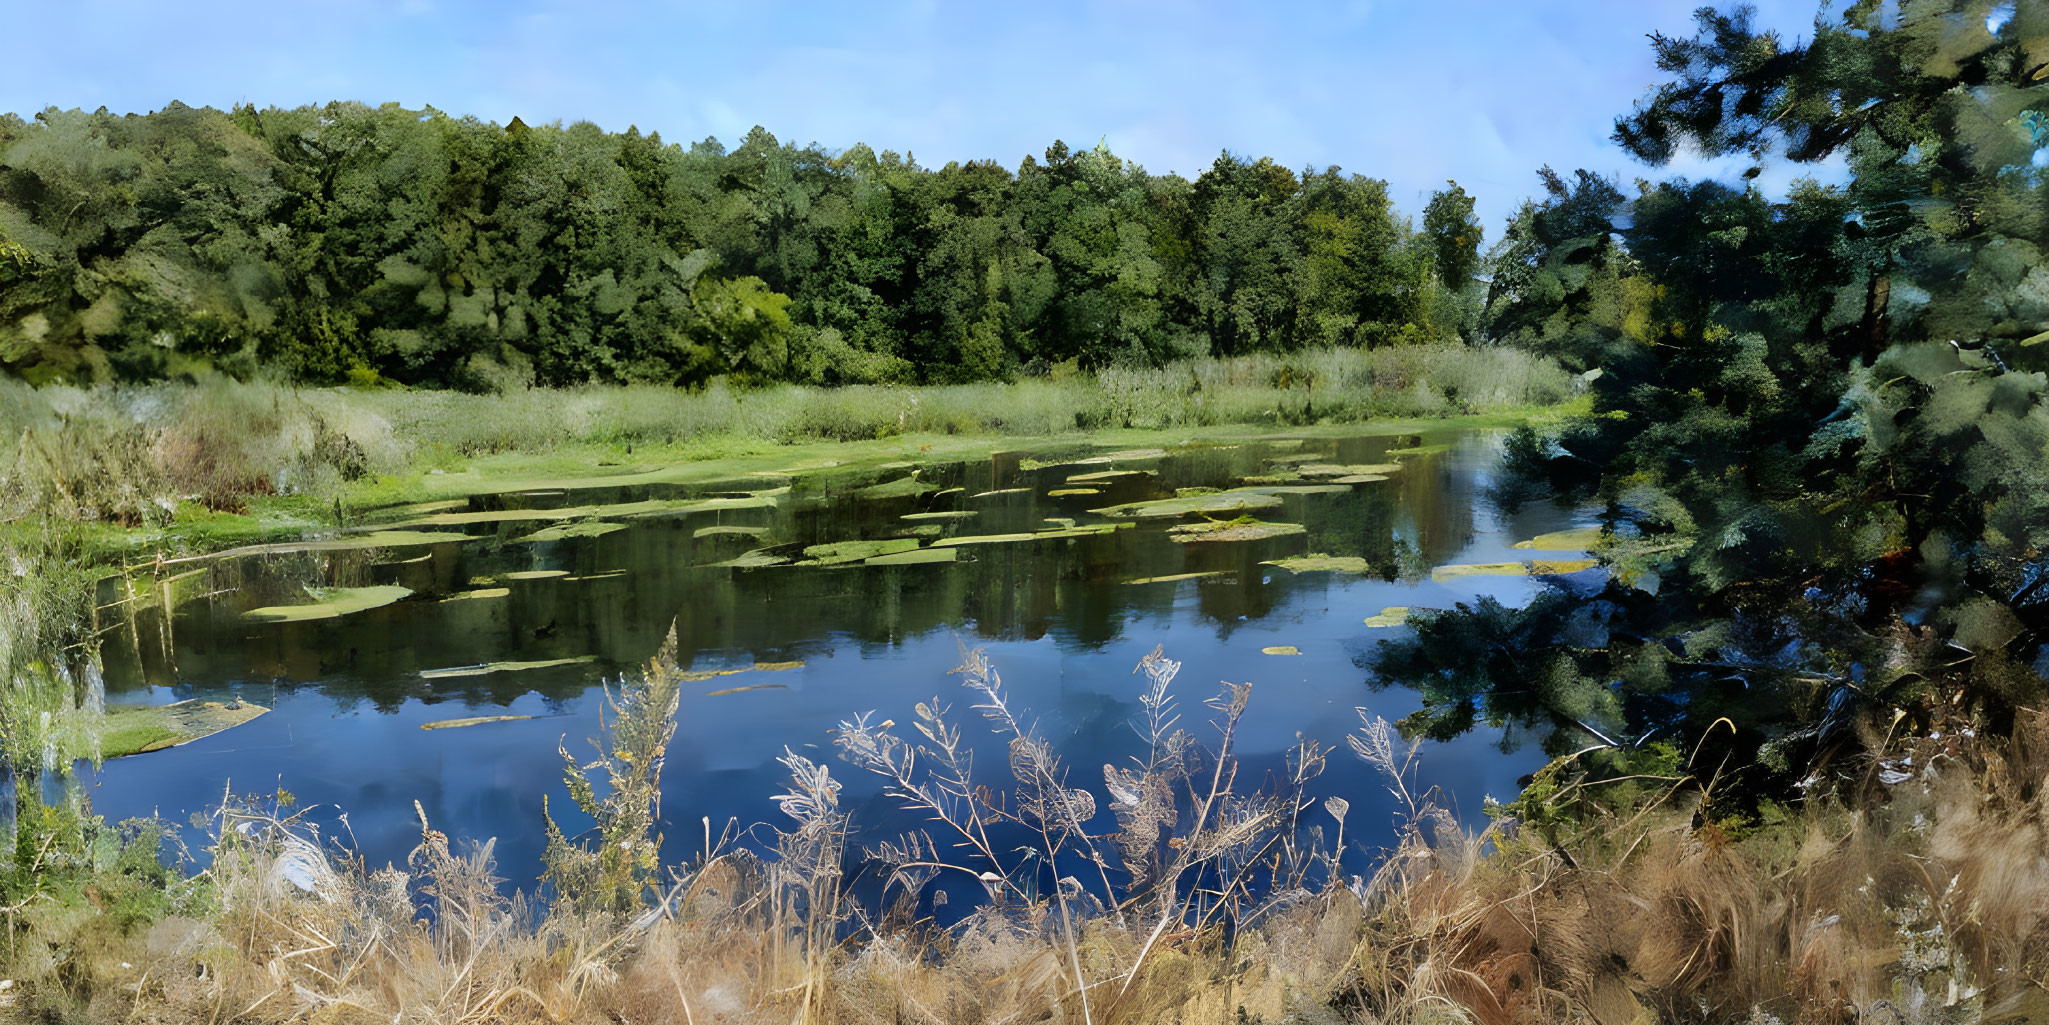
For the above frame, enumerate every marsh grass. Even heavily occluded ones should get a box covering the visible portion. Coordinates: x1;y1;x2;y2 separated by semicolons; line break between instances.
7;642;2045;1024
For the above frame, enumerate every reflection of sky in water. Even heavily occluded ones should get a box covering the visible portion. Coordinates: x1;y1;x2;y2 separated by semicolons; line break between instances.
86;431;1592;887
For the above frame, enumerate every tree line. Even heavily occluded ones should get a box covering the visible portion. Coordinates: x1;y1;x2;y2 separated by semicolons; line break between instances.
0;105;1485;389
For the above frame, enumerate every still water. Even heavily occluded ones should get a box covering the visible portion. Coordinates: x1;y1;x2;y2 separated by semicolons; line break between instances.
89;429;1589;888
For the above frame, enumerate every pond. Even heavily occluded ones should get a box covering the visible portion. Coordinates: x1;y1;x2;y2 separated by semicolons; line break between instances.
87;427;1592;892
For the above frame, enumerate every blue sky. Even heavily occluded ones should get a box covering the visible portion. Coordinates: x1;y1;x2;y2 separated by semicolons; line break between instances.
8;0;1847;234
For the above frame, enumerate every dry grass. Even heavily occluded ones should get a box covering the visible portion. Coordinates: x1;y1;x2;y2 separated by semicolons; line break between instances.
8;644;2048;1024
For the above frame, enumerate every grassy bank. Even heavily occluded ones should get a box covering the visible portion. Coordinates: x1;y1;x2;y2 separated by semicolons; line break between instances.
4;642;2042;1024
4;342;1574;527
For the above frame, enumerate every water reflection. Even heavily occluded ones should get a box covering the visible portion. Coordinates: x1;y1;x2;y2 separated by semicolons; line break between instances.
88;430;1578;885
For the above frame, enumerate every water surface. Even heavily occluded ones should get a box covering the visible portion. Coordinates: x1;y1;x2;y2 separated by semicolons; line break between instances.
90;429;1588;888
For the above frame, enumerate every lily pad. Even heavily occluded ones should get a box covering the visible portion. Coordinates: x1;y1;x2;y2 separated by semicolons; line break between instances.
932;523;1129;547
866;547;959;566
1090;491;1285;520
1329;474;1390;484
1261;646;1301;656
1261;555;1372;574
802;539;921;565
1430;559;1599;582
902;510;977;521
161;529;472;566
510;521;627;544
420;656;595;680
1168;520;1307;543
970;488;1033;499
1296;463;1401;479
441;587;511;601
713;550;790;569
677;660;805;683
1020;455;1112;470
1067;469;1151;483
931;532;1039;547
421;715;535;731
695;524;766;539
244;585;412;623
102;699;270;758
1363;607;1411;627
503;570;570;581
856;477;939;500
1242;484;1351;496
1513;527;1604;551
704;682;791;697
1124;571;1232;585
1048;488;1101;497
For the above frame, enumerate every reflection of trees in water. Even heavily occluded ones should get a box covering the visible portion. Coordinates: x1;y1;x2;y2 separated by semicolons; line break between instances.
107;433;1483;713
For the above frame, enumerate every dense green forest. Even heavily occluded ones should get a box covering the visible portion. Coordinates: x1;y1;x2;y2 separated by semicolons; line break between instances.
0;102;1483;389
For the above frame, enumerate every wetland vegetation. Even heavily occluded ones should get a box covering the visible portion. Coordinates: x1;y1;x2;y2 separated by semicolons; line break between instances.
1;0;2048;1021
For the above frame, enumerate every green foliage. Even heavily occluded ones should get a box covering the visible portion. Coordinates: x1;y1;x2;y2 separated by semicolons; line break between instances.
1422;181;1481;291
541;630;684;915
0;107;1478;388
1393;1;2049;812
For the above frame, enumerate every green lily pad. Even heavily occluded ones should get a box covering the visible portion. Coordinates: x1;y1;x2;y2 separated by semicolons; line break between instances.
856;477;939;500
713;550;791;569
441;587;510;601
1261;646;1301;656
503;570;570;581
101;699;270;758
695;524;766;539
1048;487;1101;497
1243;484;1351;496
866;547;959;567
1261;555;1372;574
932;523;1129;547
1168;520;1307;543
678;660;805;683
1124;571;1232;585
1296;463;1401;479
1513;527;1604;551
244;585;413;623
970;488;1033;499
1089;491;1285;520
1430;559;1599;582
704;682;791;697
167;529;473;565
420;656;596;680
1020;455;1112;471
1330;474;1390;484
1363;607;1411;627
931;532;1039;546
510;521;627;543
803;539;921;565
421;715;535;731
1067;469;1151;483
902;510;977;521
